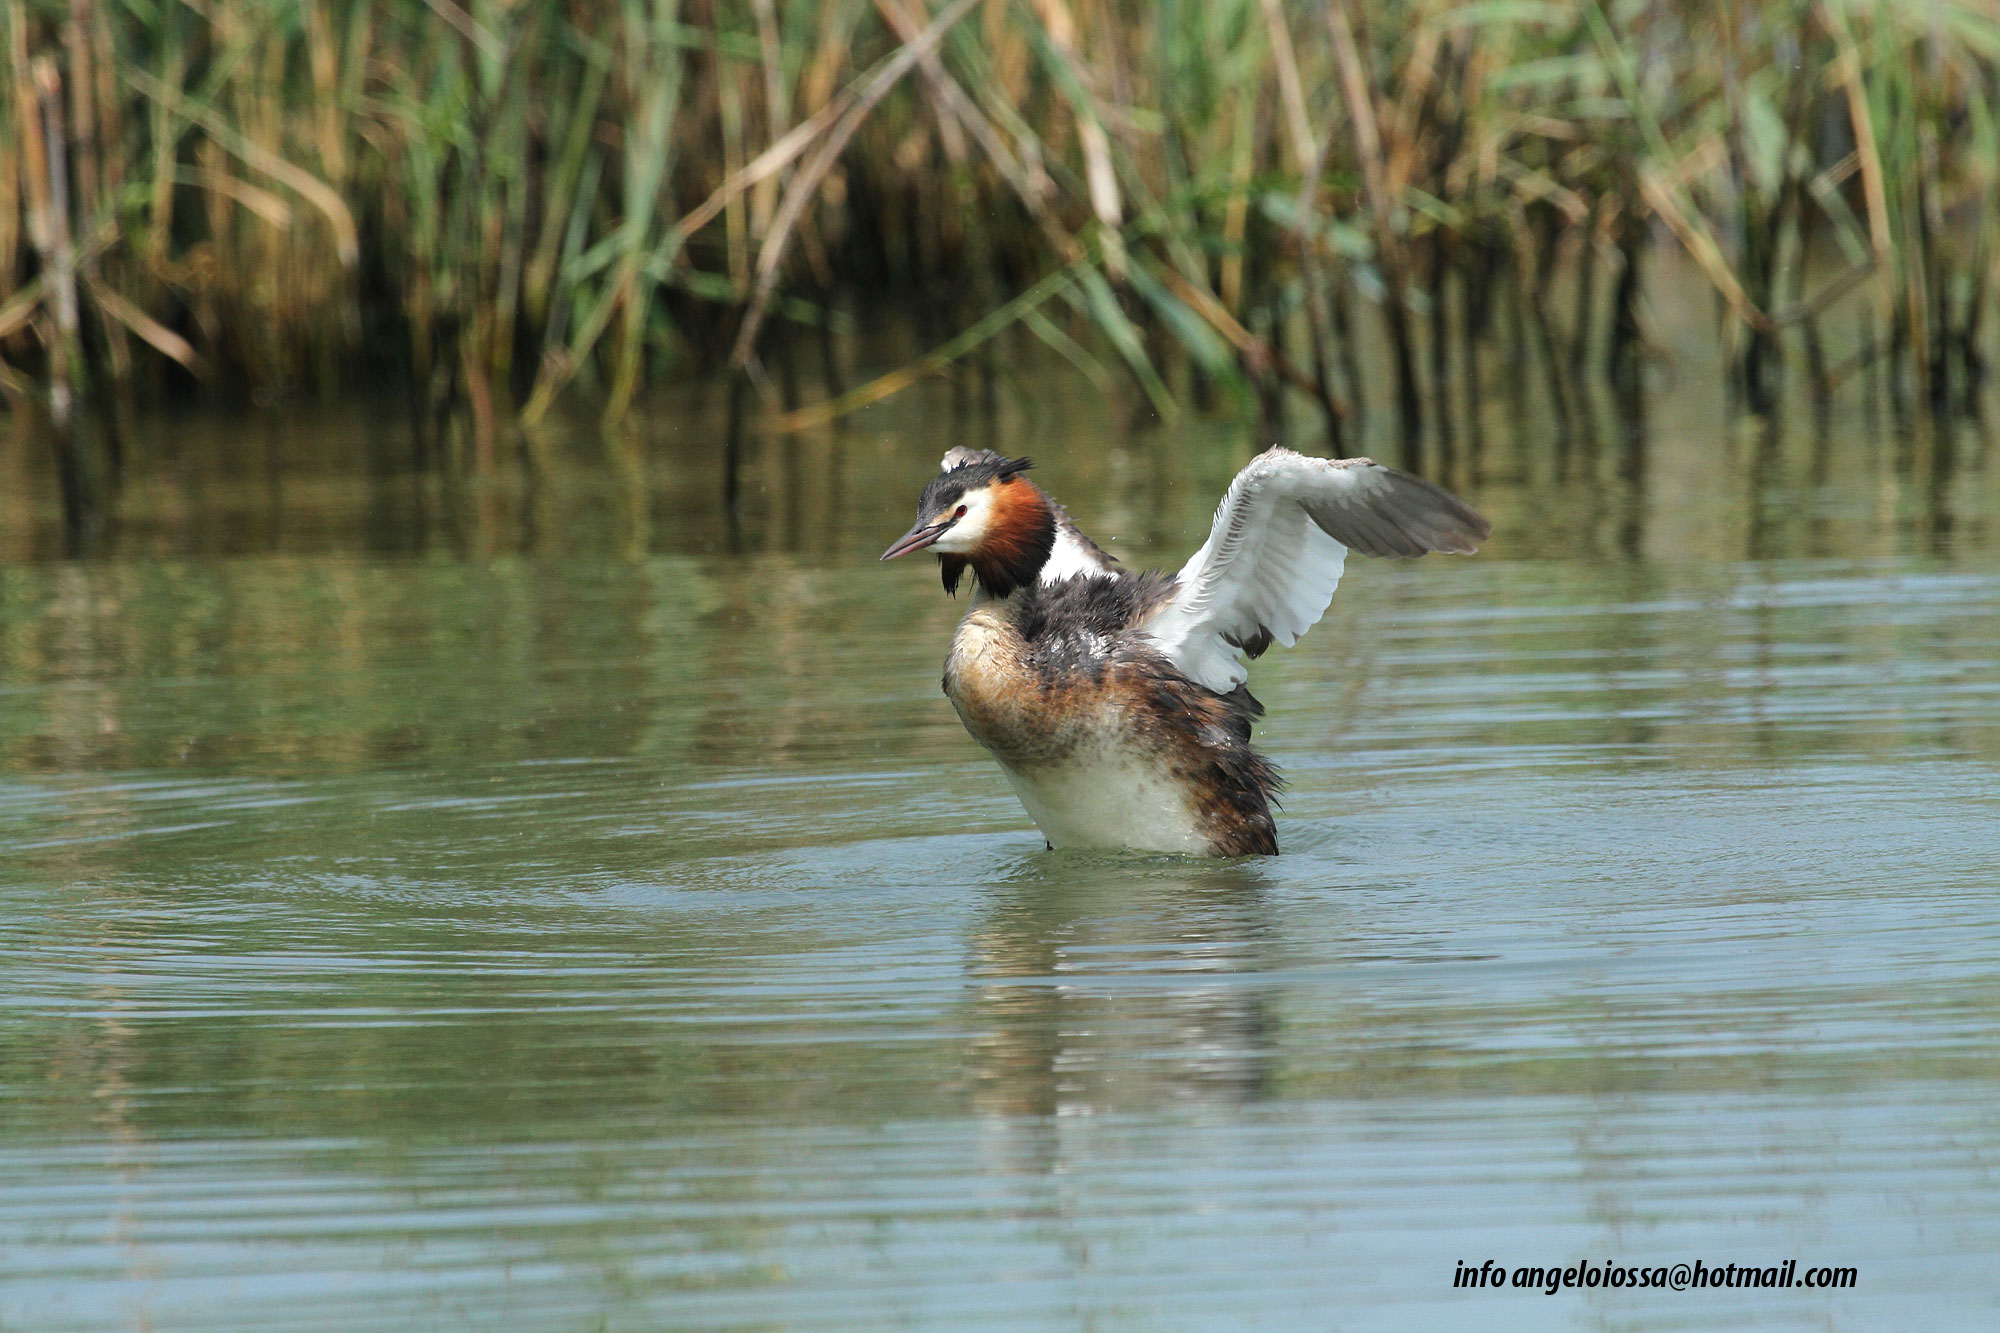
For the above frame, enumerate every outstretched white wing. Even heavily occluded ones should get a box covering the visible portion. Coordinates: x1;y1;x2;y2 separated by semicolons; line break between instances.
1144;448;1490;692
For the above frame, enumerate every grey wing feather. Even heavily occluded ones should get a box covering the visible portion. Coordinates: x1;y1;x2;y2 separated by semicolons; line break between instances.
1302;462;1491;557
1143;448;1490;692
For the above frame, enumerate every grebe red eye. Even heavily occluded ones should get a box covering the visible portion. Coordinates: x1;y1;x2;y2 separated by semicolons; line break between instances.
954;505;968;518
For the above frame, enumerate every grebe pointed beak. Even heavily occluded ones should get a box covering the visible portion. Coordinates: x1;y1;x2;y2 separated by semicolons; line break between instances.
881;518;951;560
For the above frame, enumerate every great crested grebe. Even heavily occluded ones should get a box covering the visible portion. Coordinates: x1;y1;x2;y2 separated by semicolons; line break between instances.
882;446;1490;856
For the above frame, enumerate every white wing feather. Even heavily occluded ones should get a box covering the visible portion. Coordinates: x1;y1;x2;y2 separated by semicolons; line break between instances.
1145;448;1490;692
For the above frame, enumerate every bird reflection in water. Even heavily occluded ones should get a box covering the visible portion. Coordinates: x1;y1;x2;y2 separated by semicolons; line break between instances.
962;853;1280;1126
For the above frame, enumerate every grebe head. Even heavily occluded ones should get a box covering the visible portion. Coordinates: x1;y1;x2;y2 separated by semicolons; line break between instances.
881;451;1055;597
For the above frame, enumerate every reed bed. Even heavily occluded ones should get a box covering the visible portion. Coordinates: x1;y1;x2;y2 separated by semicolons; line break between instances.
3;0;1998;500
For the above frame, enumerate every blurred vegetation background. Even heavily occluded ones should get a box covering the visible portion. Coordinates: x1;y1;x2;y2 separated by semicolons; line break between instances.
2;0;1997;516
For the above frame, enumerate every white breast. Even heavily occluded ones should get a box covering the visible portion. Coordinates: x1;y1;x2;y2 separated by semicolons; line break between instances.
993;747;1210;855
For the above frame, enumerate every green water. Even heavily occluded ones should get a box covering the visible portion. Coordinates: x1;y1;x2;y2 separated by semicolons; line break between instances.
3;369;2000;1329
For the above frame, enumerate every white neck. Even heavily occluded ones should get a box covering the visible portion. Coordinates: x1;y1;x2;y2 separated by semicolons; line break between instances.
1038;520;1118;585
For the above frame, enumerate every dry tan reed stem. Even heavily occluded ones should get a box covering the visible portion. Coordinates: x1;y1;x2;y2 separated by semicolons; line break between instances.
730;0;983;370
